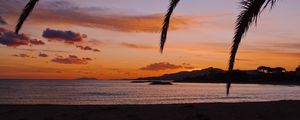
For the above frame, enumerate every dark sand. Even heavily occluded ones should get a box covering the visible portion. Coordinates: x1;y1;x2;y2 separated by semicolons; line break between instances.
1;100;300;120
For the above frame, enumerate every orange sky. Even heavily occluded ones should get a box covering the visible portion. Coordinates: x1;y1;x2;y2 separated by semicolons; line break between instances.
0;0;299;79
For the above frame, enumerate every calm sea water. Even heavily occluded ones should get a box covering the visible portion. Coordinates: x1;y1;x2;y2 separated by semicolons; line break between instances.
0;80;300;105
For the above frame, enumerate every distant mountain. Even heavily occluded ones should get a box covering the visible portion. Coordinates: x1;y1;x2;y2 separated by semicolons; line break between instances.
77;77;98;80
137;67;225;81
137;66;300;85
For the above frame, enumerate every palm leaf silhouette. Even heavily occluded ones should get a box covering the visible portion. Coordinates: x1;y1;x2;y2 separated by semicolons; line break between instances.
160;0;180;53
227;0;277;95
15;0;39;34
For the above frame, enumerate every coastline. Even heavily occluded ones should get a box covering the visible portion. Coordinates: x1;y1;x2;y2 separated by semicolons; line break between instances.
174;80;300;86
1;100;300;120
132;80;300;86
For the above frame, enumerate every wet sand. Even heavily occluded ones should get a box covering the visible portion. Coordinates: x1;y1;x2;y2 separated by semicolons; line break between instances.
1;100;300;120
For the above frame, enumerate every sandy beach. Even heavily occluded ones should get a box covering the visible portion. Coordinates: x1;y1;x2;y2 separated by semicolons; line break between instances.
1;100;300;120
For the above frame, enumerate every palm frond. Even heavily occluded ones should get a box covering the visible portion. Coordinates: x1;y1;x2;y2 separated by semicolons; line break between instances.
227;0;278;95
160;0;180;53
15;0;39;34
262;0;278;11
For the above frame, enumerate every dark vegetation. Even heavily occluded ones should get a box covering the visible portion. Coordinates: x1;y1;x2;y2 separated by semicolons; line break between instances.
138;66;300;85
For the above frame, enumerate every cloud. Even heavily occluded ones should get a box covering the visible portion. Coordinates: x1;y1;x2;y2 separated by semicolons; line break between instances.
236;58;252;62
42;28;86;44
38;53;48;57
0;1;195;33
12;53;31;58
18;48;68;53
88;39;104;45
0;27;6;32
76;45;100;52
121;42;155;50
140;62;196;71
51;55;92;64
183;66;195;69
69;55;78;59
182;63;196;69
0;16;7;25
140;62;182;71
270;43;300;50
0;27;45;47
82;57;92;61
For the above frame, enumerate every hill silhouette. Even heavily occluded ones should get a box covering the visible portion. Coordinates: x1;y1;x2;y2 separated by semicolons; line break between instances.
137;66;300;85
137;67;224;80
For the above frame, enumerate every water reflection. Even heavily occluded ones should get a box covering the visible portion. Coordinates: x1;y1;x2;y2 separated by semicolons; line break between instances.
0;80;300;105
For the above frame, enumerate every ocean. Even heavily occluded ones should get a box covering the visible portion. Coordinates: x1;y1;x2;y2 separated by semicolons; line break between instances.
0;80;300;105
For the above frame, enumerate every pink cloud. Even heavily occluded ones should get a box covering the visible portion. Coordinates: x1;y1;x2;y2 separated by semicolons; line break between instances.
51;55;92;65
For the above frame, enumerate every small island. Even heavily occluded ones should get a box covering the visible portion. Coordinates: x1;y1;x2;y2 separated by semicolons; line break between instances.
150;81;173;85
77;78;98;80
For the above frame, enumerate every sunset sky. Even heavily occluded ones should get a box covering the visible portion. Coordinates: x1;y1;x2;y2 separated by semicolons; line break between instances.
0;0;299;79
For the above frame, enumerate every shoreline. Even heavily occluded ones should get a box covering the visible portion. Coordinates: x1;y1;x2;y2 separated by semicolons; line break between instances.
1;100;300;120
174;81;300;86
133;80;300;86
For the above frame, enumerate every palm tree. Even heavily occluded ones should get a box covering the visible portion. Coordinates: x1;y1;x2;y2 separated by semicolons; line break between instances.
15;0;39;34
228;0;278;94
160;0;279;95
